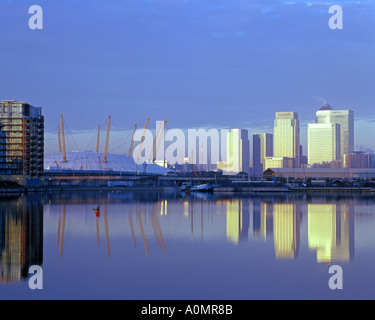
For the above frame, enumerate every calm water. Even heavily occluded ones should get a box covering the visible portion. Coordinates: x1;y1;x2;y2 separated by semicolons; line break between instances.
0;191;374;300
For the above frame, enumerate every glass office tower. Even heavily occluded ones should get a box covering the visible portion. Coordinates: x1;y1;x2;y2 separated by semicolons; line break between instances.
253;133;273;176
316;104;354;160
308;123;340;165
225;129;250;174
273;112;300;168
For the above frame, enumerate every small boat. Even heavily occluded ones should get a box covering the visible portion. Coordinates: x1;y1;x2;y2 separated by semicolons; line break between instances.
180;182;192;192
190;184;214;192
93;205;100;217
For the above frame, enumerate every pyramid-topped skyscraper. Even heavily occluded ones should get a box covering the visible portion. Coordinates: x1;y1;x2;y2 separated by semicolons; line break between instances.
308;103;354;165
319;103;334;111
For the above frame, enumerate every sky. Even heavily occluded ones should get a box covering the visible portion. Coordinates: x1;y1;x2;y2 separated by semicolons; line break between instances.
0;0;374;156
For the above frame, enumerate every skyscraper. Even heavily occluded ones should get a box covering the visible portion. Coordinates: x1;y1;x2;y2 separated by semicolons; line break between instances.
220;129;249;174
315;104;354;160
308;123;340;165
0;124;5;175
273;112;300;168
253;133;273;176
0;100;44;183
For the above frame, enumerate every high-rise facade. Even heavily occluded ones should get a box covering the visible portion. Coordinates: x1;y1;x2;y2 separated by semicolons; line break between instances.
315;104;354;160
0;100;44;181
343;151;370;169
253;133;273;176
273;112;300;168
0;124;5;175
308;123;340;165
264;156;294;169
223;129;249;174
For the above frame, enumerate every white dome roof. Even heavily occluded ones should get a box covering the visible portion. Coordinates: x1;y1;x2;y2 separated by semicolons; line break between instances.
44;151;173;175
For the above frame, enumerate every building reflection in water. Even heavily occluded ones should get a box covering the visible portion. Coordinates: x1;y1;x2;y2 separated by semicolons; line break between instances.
226;199;250;244
273;203;300;259
252;200;300;259
55;197;167;259
133;201;167;256
250;196;353;263
0;196;43;283
253;200;273;241
308;203;354;263
49;191;355;264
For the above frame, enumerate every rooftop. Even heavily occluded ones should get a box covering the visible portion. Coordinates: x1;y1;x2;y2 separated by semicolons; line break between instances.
319;103;333;111
44;151;174;175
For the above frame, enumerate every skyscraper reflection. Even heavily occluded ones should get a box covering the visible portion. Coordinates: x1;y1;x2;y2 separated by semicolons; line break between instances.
226;200;240;244
273;203;300;259
226;199;249;244
252;200;273;241
46;192;356;265
0;196;43;282
308;202;354;263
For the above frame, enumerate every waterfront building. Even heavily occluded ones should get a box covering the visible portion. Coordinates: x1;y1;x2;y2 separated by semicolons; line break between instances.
308;123;340;165
253;133;273;176
44;151;172;174
273;112;300;168
0;124;5;175
219;129;249;174
371;155;375;168
0;100;44;184
343;151;370;169
308;160;341;169
299;145;307;167
315;104;354;161
264;156;294;170
265;167;375;179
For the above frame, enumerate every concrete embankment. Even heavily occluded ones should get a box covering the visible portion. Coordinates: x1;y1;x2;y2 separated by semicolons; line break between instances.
213;186;375;194
1;186;374;195
289;187;374;193
213;187;290;193
0;186;179;194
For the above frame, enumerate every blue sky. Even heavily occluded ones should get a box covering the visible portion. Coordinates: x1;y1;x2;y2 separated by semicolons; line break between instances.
0;0;374;154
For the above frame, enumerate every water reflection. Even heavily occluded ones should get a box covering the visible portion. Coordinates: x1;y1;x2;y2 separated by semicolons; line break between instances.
45;192;361;265
0;191;373;299
273;203;300;259
0;195;43;283
253;200;302;259
308;203;354;263
0;191;369;287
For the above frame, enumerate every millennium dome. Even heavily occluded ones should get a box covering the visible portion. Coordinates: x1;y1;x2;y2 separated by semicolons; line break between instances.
44;151;173;175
